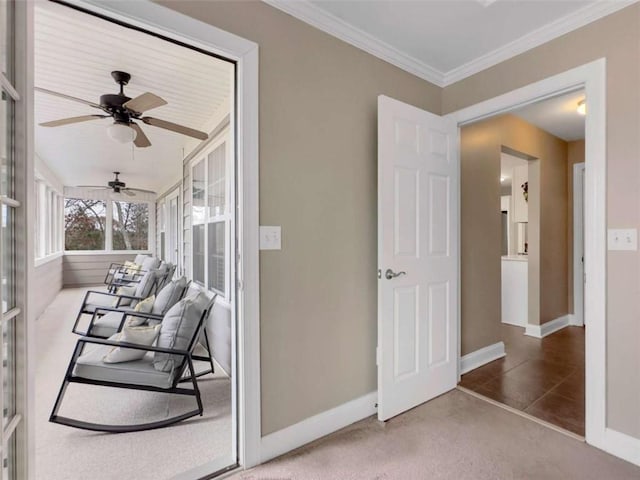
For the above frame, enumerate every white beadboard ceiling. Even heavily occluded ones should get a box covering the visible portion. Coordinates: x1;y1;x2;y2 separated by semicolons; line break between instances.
267;0;636;86
35;1;233;194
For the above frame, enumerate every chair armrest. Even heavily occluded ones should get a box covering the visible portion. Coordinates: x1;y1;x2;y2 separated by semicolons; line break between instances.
93;308;162;321
77;336;190;356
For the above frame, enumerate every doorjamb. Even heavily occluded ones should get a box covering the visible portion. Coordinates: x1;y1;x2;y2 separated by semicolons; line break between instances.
30;0;262;473
448;59;606;448
573;162;586;327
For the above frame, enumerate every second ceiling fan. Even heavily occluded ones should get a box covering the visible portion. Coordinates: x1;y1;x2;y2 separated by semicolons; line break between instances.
37;70;209;148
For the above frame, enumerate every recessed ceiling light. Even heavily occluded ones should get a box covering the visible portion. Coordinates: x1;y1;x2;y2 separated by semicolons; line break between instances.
577;99;586;115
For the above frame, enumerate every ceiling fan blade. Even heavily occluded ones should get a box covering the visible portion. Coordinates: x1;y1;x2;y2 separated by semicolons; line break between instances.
40;115;108;127
74;185;108;189
130;122;151;148
141;117;208;141
121;189;136;197
35;87;103;110
128;188;156;194
123;92;167;114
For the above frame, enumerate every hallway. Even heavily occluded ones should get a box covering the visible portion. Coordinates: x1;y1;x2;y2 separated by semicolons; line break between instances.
460;325;584;436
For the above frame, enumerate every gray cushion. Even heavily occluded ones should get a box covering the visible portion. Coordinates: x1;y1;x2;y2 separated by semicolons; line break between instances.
135;270;156;298
141;256;161;272
152;276;188;316
133;254;149;265
89;311;128;337
74;345;173;389
153;292;210;372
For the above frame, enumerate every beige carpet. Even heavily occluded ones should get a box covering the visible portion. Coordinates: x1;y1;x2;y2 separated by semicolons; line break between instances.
232;390;640;480
36;288;234;480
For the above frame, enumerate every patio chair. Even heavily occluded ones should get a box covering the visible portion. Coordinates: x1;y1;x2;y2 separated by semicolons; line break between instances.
88;279;217;379
86;276;190;338
50;292;216;433
103;254;150;287
106;256;161;293
108;261;173;294
72;268;159;335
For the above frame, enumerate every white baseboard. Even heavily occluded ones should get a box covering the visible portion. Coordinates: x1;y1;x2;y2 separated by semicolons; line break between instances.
460;341;506;375
525;315;570;338
260;391;378;464
568;313;584;327
595;428;640;467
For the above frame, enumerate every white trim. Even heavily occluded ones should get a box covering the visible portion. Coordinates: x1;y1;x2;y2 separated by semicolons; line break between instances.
460;342;505;375
443;1;635;85
524;315;570;339
573;162;586;327
262;0;635;87
568;313;584;327
33;251;63;268
30;0;262;474
450;59;607;453
593;428;640;467
62;250;151;256
260;392;377;464
262;0;445;87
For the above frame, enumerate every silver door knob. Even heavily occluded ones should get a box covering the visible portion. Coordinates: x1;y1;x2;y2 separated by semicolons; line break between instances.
385;269;406;280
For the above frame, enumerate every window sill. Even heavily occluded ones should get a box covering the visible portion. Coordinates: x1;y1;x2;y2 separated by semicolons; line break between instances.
63;250;152;256
34;251;63;267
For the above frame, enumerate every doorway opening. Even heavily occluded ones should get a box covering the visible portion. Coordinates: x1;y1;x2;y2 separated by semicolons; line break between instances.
458;90;586;436
32;1;248;478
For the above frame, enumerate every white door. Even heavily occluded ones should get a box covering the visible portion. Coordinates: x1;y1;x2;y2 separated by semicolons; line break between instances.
377;95;458;421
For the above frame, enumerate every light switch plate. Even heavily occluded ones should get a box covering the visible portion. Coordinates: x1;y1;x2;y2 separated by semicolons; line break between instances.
607;228;638;251
260;226;281;250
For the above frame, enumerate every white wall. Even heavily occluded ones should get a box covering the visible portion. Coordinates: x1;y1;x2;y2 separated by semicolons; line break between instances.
33;256;63;319
62;253;136;287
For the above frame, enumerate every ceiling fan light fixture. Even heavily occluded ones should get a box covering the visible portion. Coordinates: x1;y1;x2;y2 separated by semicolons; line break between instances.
107;121;137;143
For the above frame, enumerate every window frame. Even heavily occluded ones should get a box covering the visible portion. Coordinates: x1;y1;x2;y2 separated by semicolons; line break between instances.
189;127;232;300
34;174;63;265
63;196;155;255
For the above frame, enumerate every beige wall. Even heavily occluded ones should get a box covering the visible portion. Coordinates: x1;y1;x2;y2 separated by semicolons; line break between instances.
158;0;441;435
567;140;585;314
460;115;568;355
158;0;640;440
444;5;640;439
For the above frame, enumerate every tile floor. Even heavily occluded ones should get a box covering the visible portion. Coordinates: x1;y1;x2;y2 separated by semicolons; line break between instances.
460;324;585;436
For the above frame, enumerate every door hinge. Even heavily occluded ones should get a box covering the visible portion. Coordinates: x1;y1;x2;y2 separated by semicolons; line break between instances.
237;279;244;291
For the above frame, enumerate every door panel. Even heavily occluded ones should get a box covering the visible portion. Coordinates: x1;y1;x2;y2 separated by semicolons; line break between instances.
378;95;458;421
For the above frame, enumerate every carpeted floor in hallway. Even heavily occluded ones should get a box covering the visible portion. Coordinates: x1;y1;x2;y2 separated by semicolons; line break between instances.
231;389;639;480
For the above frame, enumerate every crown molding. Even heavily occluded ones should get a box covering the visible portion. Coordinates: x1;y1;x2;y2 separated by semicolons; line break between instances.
443;0;638;85
264;0;638;88
263;0;446;87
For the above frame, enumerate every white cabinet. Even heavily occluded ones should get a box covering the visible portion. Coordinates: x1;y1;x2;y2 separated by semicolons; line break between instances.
512;165;528;223
501;256;528;327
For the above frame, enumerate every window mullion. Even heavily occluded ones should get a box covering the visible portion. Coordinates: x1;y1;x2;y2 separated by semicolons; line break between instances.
105;200;113;251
